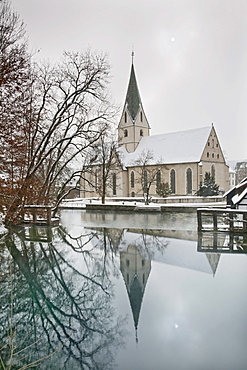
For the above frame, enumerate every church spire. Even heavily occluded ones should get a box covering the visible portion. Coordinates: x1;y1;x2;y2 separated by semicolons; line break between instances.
118;55;150;152
125;61;141;121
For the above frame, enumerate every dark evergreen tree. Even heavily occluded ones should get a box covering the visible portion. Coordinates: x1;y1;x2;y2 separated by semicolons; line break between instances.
156;182;172;197
196;172;219;196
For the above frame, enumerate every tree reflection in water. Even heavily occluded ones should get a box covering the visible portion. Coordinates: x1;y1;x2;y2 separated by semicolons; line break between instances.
0;226;127;369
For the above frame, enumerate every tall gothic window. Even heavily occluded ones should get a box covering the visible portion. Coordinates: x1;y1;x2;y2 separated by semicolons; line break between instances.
156;169;161;190
130;171;135;188
124;129;128;137
186;168;192;194
113;173;117;195
140;111;143;122
211;165;215;179
143;170;148;193
124;111;127;123
170;169;176;194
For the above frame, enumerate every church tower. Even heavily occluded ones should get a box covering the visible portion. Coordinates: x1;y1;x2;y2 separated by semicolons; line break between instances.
120;244;151;341
118;53;150;153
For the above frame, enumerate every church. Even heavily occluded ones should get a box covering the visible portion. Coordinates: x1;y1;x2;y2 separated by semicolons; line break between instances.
80;60;230;199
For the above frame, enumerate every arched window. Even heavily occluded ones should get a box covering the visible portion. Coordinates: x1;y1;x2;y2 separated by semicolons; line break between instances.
124;112;127;123
95;173;98;191
211;165;215;179
156;169;161;189
113;173;117;195
131;191;135;197
124;129;128;137
140;129;143;136
170;169;176;194
130;171;135;188
186;168;192;194
143;170;148;192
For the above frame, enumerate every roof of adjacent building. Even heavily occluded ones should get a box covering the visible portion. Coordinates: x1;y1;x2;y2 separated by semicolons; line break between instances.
118;126;212;167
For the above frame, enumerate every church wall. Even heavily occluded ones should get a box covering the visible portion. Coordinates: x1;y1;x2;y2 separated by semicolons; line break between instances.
80;163;128;198
126;162;200;197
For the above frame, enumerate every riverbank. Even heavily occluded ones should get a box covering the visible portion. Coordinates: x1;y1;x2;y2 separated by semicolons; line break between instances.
59;196;227;213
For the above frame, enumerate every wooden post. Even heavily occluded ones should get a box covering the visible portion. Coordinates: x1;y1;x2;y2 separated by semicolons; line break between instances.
229;212;234;231
47;207;52;224
213;212;217;231
32;211;37;223
197;209;202;231
243;213;247;231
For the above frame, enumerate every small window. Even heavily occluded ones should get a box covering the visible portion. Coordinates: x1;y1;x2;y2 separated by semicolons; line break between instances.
212;153;214;158
140;129;143;136
212;139;215;148
207;152;209;158
131;191;135;197
140;111;143;122
216;143;219;147
126;259;130;267
208;142;210;146
124;129;128;137
142;260;145;266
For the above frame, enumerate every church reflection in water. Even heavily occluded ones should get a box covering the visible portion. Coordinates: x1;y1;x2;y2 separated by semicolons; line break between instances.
120;244;151;342
103;226;247;339
1;223;247;369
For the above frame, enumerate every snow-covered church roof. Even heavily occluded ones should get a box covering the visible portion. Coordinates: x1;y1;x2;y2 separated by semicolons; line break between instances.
118;126;212;167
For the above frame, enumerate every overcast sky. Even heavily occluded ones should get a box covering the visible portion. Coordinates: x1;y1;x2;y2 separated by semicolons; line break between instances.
11;0;247;161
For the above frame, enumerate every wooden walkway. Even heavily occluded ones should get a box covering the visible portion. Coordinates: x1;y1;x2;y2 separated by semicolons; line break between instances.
197;208;247;233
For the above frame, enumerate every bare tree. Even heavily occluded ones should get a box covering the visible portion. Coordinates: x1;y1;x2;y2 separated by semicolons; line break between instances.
3;50;115;224
0;1;117;225
0;0;33;211
132;149;163;205
83;133;123;204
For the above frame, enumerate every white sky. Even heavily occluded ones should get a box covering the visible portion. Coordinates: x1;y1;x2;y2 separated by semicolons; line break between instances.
11;0;247;161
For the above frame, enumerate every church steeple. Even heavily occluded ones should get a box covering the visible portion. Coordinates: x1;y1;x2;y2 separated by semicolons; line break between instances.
118;55;150;153
125;61;141;121
120;244;151;342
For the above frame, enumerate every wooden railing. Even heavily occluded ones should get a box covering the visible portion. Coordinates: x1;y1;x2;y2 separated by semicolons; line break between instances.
23;205;53;224
197;208;247;233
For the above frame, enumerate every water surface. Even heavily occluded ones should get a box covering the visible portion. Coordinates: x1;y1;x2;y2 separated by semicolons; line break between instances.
1;210;247;369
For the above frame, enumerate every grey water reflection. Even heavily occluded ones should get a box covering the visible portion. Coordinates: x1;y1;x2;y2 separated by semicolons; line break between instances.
0;225;127;369
1;210;247;370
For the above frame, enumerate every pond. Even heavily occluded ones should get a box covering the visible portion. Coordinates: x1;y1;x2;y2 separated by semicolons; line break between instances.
1;210;247;369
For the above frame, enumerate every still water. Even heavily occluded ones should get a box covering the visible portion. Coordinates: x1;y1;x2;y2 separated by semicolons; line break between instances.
1;210;247;369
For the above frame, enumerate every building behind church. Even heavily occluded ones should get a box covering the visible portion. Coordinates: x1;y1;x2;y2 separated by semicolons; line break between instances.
80;60;229;199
